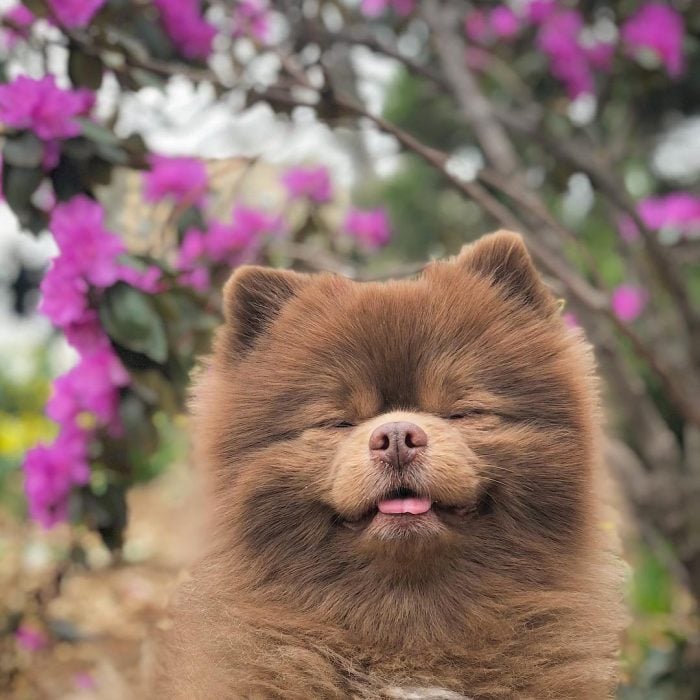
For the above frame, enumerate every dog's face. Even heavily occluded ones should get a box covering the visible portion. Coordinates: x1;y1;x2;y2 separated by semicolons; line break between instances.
195;231;598;605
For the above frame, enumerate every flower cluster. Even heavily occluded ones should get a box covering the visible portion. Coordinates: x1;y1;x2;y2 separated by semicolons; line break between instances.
464;1;685;98
360;0;415;18
46;0;106;28
143;155;209;206
177;205;281;290
621;2;685;77
25;196;158;527
612;285;647;322
619;192;700;242
232;0;270;42
343;207;392;249
0;75;94;140
1;4;34;49
281;166;332;204
153;0;217;60
465;6;520;43
531;6;613;98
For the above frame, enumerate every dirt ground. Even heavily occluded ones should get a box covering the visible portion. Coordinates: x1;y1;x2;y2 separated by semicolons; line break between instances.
0;463;197;700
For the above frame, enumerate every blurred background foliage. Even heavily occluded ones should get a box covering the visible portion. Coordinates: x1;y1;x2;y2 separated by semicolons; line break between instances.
1;0;699;696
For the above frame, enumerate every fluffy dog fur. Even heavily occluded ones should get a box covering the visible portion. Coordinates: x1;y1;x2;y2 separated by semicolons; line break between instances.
155;231;625;699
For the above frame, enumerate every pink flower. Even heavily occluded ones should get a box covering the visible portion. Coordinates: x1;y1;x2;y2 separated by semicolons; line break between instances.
490;7;520;39
143;155;208;206
46;0;106;28
619;192;700;241
360;0;414;17
611;285;647;322
177;228;208;270
24;425;91;527
465;10;489;42
232;0;270;42
117;264;162;293
0;75;94;140
621;2;685;77
526;0;557;23
63;311;111;355
50;196;126;287
39;259;90;327
177;205;279;270
207;206;280;262
584;41;615;71
639;193;700;236
281;166;332;203
47;348;129;429
536;9;594;98
179;267;210;292
16;625;47;652
153;0;216;60
1;4;34;49
343;207;392;249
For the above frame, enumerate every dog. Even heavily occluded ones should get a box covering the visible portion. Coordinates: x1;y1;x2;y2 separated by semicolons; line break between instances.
155;230;625;699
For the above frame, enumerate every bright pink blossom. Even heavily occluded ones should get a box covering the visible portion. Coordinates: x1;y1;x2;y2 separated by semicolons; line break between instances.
0;75;94;140
360;0;414;17
621;2;685;77
179;266;210;293
208;206;280;262
39;261;90;327
177;228;208;270
232;0;270;42
343;207;392;249
177;205;279;271
117;264;162;293
619;192;700;241
16;625;47;652
24;425;91;527
40;195;156;331
490;7;520;39
49;196;125;287
611;285;647;322
526;0;557;23
153;0;216;59
536;9;594;98
640;193;700;235
46;0;106;28
281;166;332;203
63;311;111;356
1;4;34;49
47;348;129;430
143;155;208;206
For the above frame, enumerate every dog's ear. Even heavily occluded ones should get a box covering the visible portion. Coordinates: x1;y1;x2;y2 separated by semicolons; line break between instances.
457;230;557;315
223;266;309;352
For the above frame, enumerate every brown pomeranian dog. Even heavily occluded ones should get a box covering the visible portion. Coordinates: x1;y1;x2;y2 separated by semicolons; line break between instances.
155;231;625;699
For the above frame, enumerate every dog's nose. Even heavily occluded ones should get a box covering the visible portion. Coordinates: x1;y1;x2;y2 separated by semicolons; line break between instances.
369;421;428;469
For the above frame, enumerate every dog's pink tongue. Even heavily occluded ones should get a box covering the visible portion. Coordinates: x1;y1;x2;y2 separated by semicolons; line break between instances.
378;497;432;515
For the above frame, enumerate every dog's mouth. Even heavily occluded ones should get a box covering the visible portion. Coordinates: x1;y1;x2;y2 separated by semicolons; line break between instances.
377;486;432;515
340;487;480;531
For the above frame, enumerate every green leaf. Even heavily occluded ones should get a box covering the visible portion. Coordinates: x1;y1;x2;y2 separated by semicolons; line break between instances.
3;132;44;168
68;49;103;90
99;283;169;363
2;165;43;215
75;118;121;146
